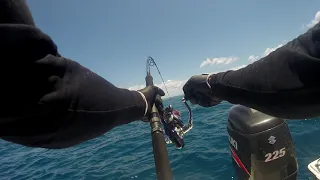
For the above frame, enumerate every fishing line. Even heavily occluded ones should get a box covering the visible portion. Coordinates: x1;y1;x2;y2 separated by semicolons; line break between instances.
147;56;172;101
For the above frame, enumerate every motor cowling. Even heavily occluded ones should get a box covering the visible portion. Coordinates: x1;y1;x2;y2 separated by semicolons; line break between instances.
227;105;298;180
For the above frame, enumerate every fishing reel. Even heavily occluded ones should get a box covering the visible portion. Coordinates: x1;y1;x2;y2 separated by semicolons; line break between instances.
145;56;193;149
162;98;193;149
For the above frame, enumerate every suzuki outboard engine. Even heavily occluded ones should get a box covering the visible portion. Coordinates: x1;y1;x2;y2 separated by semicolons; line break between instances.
227;105;298;180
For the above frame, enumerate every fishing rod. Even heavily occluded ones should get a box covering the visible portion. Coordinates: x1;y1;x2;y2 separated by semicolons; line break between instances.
145;56;193;180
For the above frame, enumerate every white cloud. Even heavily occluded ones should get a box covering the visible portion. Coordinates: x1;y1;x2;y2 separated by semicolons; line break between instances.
248;43;284;63
263;44;284;56
128;79;187;98
211;64;248;74
248;55;260;62
306;11;320;29
128;84;145;91
200;56;238;68
228;65;247;71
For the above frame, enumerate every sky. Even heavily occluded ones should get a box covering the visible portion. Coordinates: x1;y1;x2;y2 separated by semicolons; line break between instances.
26;0;320;97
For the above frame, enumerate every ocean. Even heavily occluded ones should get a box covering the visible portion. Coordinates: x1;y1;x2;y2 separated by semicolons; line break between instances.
0;95;319;180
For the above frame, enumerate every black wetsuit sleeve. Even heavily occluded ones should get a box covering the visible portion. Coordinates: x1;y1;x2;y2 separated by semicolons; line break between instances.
208;23;320;119
0;0;146;149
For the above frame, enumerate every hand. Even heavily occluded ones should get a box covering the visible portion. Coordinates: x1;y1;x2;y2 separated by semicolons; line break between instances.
183;74;222;107
138;86;165;115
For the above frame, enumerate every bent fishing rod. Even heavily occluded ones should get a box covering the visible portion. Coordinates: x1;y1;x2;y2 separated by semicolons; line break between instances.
145;57;193;180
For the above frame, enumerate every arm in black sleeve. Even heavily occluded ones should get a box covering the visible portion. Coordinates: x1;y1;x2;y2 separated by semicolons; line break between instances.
0;0;147;149
208;22;320;119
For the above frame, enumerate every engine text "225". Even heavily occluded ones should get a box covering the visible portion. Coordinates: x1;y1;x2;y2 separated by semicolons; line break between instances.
264;148;286;162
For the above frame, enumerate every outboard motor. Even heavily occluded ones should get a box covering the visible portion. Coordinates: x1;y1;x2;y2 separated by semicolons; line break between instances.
227;105;298;180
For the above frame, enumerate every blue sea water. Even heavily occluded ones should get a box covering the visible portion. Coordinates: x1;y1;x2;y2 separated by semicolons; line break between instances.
0;95;319;180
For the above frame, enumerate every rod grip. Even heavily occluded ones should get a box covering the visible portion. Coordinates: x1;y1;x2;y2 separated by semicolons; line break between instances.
149;105;173;180
146;72;172;179
152;131;173;180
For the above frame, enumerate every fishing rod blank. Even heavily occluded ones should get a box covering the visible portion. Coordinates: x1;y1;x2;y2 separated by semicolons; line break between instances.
146;57;173;180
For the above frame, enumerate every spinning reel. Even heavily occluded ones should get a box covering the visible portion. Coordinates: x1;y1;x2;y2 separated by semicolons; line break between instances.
162;98;193;149
146;56;193;149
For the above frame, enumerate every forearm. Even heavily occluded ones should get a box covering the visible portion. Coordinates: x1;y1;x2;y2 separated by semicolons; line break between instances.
208;23;320;119
44;60;146;148
42;65;147;148
1;55;147;149
66;60;147;126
